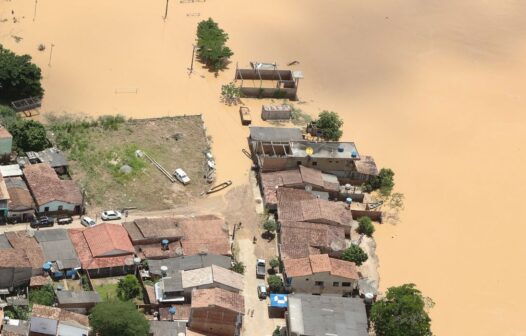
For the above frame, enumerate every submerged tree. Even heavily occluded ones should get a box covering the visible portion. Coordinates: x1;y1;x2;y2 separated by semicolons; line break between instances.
0;45;43;101
196;18;233;71
314;110;344;140
371;284;434;336
363;168;395;196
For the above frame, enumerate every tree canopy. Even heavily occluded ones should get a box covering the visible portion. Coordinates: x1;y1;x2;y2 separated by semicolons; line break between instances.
315;111;343;140
196;18;233;71
90;300;150;336
341;244;368;266
0;45;43;101
29;285;55;306
116;275;142;301
363;168;395;196
267;275;283;293
357;216;375;237
8;119;49;153
263;217;277;234
371;284;433;336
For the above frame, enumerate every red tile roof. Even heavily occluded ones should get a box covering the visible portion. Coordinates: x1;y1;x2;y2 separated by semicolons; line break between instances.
0;248;31;268
23;163;82;206
31;304;89;327
283;254;359;280
191;288;245;315
83;223;135;257
5;231;44;269
159;305;191;321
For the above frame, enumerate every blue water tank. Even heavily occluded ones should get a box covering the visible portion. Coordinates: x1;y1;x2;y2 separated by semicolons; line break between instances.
351;151;357;158
346;197;353;205
42;262;52;271
161;239;169;250
168;307;177;315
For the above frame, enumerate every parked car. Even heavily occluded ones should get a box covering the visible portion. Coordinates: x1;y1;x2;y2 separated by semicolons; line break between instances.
30;216;54;228
174;168;191;185
81;216;96;227
57;216;73;225
256;259;266;279
257;284;268;299
101;210;122;221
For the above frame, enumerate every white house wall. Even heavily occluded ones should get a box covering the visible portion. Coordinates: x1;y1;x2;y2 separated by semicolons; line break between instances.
38;200;76;213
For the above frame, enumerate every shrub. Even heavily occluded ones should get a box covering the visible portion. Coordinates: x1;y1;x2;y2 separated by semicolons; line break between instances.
29;285;55;306
363;168;395;196
8;119;49;153
263;217;277;234
341;244;368;266
230;261;246;275
221;82;241;105
0;45;43;101
267;275;283;293
314;111;343;140
90;300;150;336
196;18;233;71
269;257;280;270
116;275;142;301
357;216;375;237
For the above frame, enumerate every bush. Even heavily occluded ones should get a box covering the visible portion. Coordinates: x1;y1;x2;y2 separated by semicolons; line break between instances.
363;168;395;196
29;285;55;306
371;284;433;336
196;18;233;71
315;111;343;140
0;45;43;101
273;326;281;336
357;216;375;237
0;105;20;128
116;275;142;301
267;275;283;293
221;82;241;105
90;300;150;336
8;119;49;153
269;257;280;270
341;244;368;266
230;261;246;275
263;217;277;234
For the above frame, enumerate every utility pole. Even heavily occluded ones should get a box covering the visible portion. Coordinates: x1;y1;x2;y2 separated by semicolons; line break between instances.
163;0;170;21
48;43;55;66
189;44;198;74
33;0;38;22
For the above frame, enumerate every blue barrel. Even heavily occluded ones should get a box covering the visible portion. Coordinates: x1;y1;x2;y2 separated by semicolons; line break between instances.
42;262;52;271
346;197;353;205
351;151;357;158
168;307;177;315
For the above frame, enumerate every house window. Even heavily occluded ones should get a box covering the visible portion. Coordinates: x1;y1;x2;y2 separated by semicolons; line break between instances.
44;207;49;212
315;281;324;286
333;282;339;287
58;205;63;211
297;161;302;166
305;278;309;281
342;282;351;287
312;162;317;166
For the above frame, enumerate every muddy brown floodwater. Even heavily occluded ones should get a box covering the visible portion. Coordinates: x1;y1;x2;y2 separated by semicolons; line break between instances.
2;0;526;334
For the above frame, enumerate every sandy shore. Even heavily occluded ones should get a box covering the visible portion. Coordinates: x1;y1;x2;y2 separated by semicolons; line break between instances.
2;0;526;334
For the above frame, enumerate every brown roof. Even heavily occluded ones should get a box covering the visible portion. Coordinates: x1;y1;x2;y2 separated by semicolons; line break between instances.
279;221;345;260
6;178;34;211
159;305;191;321
69;228;134;270
83;223;134;257
283;254;359;280
137;241;183;259
179;215;230;255
134;217;183;240
30;275;52;287
23;164;82;206
191;288;245;314
0;174;9;200
355;155;379;176
5;231;44;269
31;304;89;327
0;127;12;139
299;165;324;188
0;248;31;268
211;265;244;291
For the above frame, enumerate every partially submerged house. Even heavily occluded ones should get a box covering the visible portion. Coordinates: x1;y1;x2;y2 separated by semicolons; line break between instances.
0;248;32;290
155;265;243;303
188;287;245;336
5;177;35;223
23;163;82;215
30;304;90;336
124;215;230;259
261;165;339;210
234;65;303;100
283;254;359;295
286;294;368;336
69;223;136;278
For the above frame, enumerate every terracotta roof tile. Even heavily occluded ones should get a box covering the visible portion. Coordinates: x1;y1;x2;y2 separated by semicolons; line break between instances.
308;254;331;274
5;231;44;269
299;165;324;188
329;258;359;280
0;248;31;268
191;288;245;314
83;223;135;257
282;257;312;277
32;304;89;327
283;254;359;281
0;127;12;139
23;163;82;206
6;177;34;211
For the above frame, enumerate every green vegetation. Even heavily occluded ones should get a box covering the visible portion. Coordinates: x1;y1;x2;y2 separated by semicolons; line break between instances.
196;18;233;71
288;103;313;126
95;283;119;301
81;274;91;291
363;168;395;196
117;275;142;301
341;244;368;266
371;284;433;336
263;217;277;234
221;82;241;105
0;45;43;101
269;257;280;270
90;300;150;336
29;285;55;306
8;119;49;153
388;192;405;211
267;275;283;293
4;305;29;320
357;216;375;237
230;261;246;275
314;110;343;140
273;326;281;336
0;105;19;128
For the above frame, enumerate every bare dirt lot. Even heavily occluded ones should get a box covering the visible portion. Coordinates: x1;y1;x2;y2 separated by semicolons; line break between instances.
54;115;211;212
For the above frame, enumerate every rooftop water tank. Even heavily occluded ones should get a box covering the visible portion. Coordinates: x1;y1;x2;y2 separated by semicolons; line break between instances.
133;257;141;265
346;197;353;205
160;266;168;277
337;145;344;153
168;307;177;315
161;239;169;250
351;150;357;158
364;292;374;305
42;262;52;271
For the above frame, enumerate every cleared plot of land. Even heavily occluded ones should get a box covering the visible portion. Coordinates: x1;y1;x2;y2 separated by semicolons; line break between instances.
49;115;210;212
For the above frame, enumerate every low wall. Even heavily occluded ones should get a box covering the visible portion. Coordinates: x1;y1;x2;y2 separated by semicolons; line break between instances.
352;210;383;223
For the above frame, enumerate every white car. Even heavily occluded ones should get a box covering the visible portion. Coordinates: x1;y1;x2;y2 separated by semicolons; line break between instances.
257;284;267;299
81;216;96;227
101;210;122;221
174;168;191;185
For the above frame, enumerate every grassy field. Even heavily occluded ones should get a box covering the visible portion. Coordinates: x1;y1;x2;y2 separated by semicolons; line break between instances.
46;114;210;212
95;283;118;301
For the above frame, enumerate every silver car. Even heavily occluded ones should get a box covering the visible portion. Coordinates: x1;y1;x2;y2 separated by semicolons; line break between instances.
174;168;191;185
81;216;96;227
